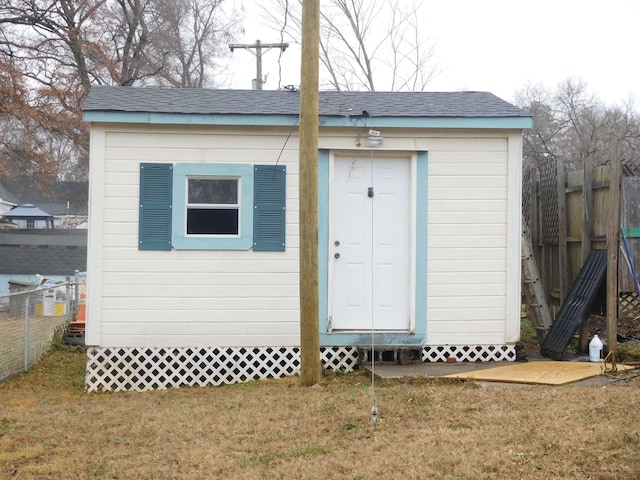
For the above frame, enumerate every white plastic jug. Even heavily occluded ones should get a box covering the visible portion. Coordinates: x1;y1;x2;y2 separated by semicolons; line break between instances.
589;334;603;363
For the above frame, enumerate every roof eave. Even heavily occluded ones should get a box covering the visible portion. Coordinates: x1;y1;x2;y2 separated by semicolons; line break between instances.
83;111;533;130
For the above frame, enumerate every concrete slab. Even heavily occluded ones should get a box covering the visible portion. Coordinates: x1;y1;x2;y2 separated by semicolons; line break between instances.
365;357;637;386
366;360;513;379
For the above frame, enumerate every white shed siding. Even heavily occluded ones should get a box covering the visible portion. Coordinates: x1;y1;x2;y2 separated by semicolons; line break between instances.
87;124;521;349
504;133;523;342
425;135;511;345
86;125;106;346
88;125;302;348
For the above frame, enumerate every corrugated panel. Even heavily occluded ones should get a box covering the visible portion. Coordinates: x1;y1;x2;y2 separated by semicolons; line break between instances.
541;250;607;360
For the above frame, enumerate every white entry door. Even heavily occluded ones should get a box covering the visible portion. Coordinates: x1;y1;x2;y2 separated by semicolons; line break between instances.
330;157;411;331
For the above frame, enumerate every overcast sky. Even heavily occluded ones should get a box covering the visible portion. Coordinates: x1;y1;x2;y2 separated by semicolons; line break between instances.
229;0;639;106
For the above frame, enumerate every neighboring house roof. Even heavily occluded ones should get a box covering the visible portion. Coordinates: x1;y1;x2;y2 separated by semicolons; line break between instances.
3;204;54;220
83;87;533;129
0;229;87;275
0;177;88;216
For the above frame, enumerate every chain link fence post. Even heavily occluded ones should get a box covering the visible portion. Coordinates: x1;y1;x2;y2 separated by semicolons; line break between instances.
23;293;30;372
1;280;77;382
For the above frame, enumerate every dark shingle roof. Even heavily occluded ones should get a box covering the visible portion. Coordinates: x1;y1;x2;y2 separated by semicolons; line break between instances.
0;229;87;275
3;204;53;219
0;178;88;216
83;86;530;119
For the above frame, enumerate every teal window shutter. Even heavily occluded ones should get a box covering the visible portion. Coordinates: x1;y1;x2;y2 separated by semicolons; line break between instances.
253;165;286;251
139;163;173;250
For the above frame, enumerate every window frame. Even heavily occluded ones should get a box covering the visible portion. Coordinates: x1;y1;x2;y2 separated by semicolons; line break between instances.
172;163;253;250
186;176;241;235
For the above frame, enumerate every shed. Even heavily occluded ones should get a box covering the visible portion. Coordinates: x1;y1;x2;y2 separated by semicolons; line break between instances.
82;86;533;392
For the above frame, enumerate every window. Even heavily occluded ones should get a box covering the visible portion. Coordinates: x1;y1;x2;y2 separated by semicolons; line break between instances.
26;219;35;229
173;163;253;250
186;177;240;235
139;163;286;251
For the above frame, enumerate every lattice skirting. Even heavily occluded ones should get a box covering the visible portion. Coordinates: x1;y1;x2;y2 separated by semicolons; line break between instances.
422;344;516;363
85;344;516;392
85;346;359;392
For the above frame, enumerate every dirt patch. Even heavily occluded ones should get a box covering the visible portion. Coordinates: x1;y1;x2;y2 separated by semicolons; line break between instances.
585;315;640;362
586;314;640;339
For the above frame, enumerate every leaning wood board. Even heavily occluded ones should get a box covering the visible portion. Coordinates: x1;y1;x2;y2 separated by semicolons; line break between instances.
439;361;635;385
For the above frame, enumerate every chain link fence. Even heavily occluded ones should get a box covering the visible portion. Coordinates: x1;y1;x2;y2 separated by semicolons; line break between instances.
0;279;79;383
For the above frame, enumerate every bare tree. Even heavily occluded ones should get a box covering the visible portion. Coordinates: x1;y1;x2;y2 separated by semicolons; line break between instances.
150;0;242;88
101;0;159;86
0;0;111;180
385;2;438;92
515;78;640;175
262;0;439;91
101;0;243;87
0;40;75;179
0;0;241;181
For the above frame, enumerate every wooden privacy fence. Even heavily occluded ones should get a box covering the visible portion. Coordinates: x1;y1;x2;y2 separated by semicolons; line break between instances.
523;157;640;317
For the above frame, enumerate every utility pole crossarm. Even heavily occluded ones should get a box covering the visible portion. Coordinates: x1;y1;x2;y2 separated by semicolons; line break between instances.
229;40;289;90
229;42;290;51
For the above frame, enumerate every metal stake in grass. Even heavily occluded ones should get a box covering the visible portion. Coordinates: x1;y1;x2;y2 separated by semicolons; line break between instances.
371;312;378;429
370;349;378;428
370;319;379;429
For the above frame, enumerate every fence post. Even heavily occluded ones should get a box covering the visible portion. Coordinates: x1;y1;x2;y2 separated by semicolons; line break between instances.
65;276;71;323
24;293;30;372
579;156;594;352
557;156;569;305
530;170;539;252
74;270;80;318
607;140;621;360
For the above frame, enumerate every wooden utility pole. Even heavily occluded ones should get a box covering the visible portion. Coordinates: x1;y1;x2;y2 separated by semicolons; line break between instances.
607;139;621;360
228;40;289;89
298;0;321;386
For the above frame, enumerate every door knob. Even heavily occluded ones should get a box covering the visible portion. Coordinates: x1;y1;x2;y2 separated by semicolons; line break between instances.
334;253;341;259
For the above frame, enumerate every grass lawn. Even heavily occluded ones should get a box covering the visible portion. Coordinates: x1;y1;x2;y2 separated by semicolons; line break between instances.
1;347;639;479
